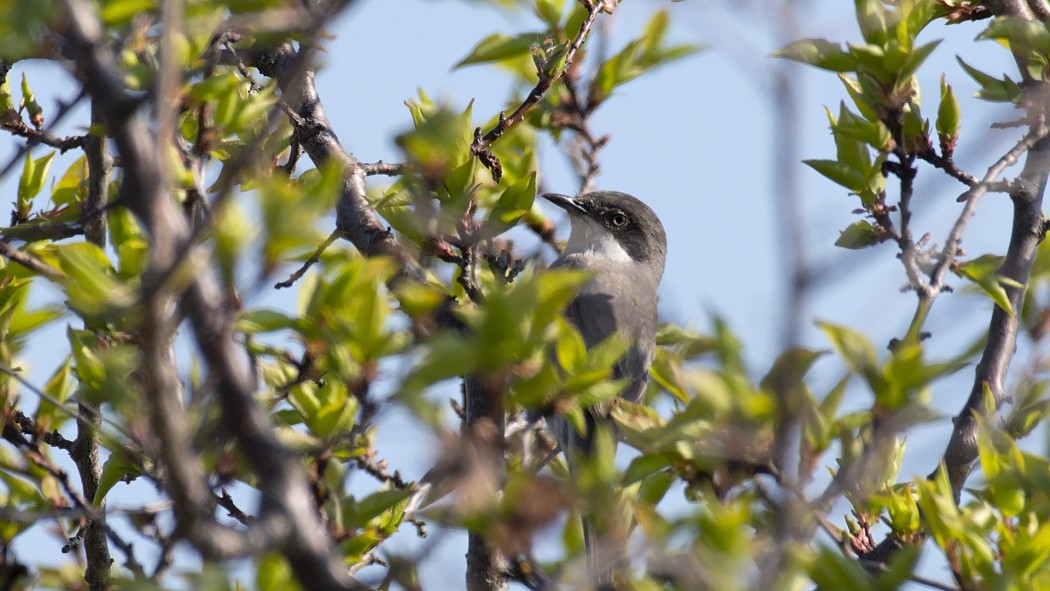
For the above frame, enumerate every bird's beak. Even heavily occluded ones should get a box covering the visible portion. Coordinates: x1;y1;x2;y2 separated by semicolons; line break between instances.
542;193;589;217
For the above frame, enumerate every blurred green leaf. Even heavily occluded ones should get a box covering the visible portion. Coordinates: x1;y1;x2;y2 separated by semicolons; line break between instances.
980;16;1050;57
855;0;888;46
48;242;136;319
956;254;1021;316
257;554;301;591
236;309;294;334
102;0;156;26
455;33;543;69
835;220;880;249
487;171;536;236
591;11;701;104
534;0;564;28
818;321;880;387
17;149;55;213
93;453;139;507
957;57;1023;103
774;38;856;71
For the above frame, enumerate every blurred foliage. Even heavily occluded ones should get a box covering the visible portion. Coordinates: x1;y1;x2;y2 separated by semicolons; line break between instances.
0;1;1049;591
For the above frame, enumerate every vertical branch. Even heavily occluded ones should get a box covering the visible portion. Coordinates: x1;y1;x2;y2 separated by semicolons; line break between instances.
83;101;109;246
771;11;808;351
70;99;112;591
866;4;1050;566
463;374;508;591
938;136;1050;498
761;9;813;590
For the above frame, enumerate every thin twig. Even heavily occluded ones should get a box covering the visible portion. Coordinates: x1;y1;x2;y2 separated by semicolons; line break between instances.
0;241;66;280
361;161;404;176
469;0;608;180
929;124;1050;292
0;90;87;180
274;229;343;289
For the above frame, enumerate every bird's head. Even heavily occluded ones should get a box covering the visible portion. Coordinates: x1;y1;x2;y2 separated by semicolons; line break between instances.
543;191;667;275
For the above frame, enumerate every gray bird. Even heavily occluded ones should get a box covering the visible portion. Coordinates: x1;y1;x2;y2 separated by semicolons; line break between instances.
544;190;666;590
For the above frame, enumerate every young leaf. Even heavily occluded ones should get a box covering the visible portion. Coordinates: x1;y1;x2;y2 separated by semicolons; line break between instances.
957;57;1023;103
937;74;960;139
17;150;55;211
534;0;564;28
455;33;543;69
896;39;941;82
804;159;867;192
955;254;1022;316
773;38;857;72
835;220;880;249
93;453;140;506
818;320;878;380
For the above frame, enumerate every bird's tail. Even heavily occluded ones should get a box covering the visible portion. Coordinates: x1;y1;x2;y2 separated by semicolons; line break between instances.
583;515;619;591
552;415;627;590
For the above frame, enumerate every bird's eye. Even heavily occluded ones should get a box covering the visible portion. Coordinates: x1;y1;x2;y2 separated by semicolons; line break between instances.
610;212;628;228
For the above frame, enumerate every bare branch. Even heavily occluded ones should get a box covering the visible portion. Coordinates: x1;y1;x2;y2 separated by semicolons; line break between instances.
0;241;65;280
274;229;343;289
361;161;404;176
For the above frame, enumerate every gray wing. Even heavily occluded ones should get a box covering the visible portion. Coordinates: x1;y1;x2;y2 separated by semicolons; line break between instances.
559;261;657;406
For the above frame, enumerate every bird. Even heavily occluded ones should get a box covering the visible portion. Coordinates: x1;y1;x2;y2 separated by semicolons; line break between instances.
543;190;667;590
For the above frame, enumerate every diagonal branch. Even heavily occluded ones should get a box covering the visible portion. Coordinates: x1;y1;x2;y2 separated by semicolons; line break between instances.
469;0;608;181
254;44;418;280
70;97;114;591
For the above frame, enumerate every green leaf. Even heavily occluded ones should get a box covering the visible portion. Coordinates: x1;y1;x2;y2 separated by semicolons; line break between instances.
396;101;474;182
590;11;701;104
835;220;880;249
349;489;413;526
257;554;301;591
804;159;867;192
102;0;156;26
487;172;536;236
534;0;564;28
818;321;878;379
93;453;140;506
35;357;74;428
773;38;857;72
980;16;1050;57
956;254;1021;316
50;155;87;208
236;309;294;334
809;546;872;589
19;73;43;128
855;0;888;45
760;348;825;401
936;74;960;139
622;453;670;486
896;39;941;82
831;103;890;152
49;242;136;317
957;57;1023;103
1006;396;1050;439
455;33;544;69
17;150;55;210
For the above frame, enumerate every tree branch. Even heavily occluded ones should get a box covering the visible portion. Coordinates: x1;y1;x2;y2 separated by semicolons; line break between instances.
469;0;608;181
57;2;371;588
254;44;419;282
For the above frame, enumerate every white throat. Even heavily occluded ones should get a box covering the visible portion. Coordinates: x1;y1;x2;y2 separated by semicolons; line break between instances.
563;216;633;263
